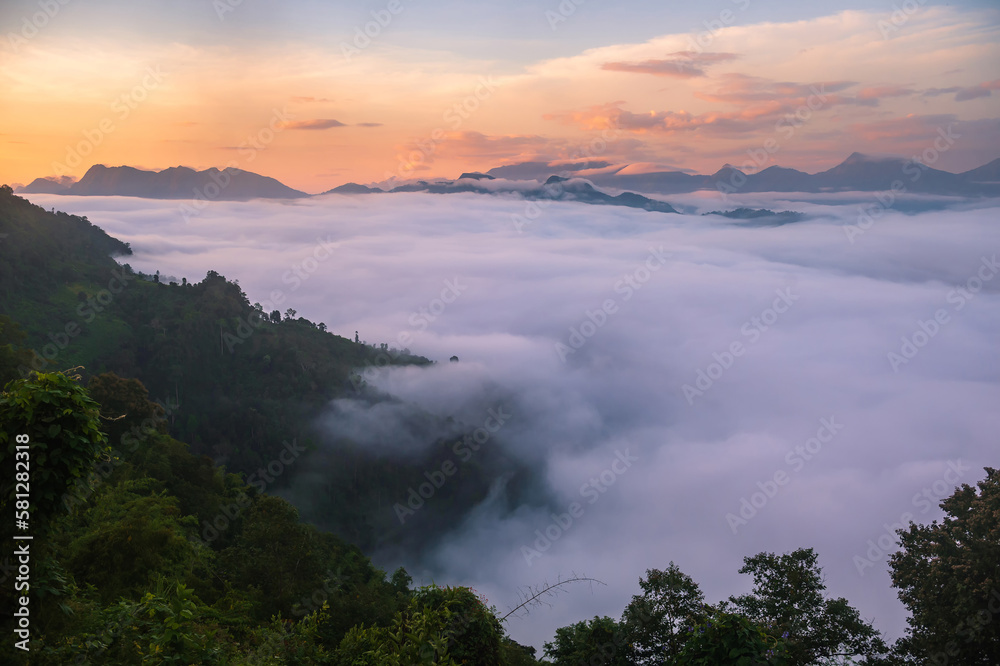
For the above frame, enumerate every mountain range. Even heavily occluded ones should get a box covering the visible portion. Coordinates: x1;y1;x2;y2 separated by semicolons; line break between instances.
543;152;1000;196
18;164;308;199
15;154;1000;211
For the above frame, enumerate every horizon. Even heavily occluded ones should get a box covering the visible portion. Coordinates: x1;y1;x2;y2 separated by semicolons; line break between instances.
14;149;1000;196
2;0;999;192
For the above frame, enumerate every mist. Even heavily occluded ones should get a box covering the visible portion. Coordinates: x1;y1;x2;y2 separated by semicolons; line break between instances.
26;189;1000;653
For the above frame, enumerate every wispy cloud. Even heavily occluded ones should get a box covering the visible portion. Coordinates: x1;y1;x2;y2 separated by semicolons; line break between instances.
601;51;739;78
279;118;347;130
922;78;1000;102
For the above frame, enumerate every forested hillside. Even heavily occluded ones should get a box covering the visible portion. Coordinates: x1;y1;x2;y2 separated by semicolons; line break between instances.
0;185;535;556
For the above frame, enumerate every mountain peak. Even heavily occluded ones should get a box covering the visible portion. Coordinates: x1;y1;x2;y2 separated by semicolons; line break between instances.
838;151;902;166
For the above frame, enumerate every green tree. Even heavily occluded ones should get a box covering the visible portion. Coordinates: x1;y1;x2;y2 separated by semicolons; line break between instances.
726;548;887;664
334;585;501;666
889;467;1000;665
544;615;628;666
87;372;167;452
0;370;110;527
0;315;33;386
621;563;707;664
62;480;203;604
676;608;792;665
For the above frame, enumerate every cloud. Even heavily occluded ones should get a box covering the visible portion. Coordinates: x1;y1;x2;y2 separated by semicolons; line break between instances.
692;74;856;104
24;190;999;654
393;131;561;170
923;79;1000;102
546;75;870;137
547;100;793;136
954;79;1000;102
356;122;384;127
290;96;332;103
855;85;917;102
601;52;739;78
278;118;347;130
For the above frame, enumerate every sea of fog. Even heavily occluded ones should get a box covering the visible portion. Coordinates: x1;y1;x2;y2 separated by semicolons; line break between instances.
27;190;1000;653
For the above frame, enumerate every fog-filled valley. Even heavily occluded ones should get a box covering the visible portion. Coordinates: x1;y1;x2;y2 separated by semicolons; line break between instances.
22;189;999;654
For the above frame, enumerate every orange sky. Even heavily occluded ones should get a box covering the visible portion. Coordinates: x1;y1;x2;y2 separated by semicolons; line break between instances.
2;4;999;193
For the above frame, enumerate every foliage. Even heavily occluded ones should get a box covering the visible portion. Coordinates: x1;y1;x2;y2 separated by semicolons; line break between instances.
0;370;538;665
0;369;109;526
726;548;887;664
621;563;707;664
333;585;496;665
0;315;33;387
0;191;534;562
889;467;1000;665
544;615;629;665
676;608;792;665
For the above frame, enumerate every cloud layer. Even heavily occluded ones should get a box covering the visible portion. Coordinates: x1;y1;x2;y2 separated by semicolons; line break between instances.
25;190;1000;653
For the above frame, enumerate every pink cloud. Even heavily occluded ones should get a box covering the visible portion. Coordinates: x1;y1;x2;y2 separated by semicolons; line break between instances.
279;119;346;130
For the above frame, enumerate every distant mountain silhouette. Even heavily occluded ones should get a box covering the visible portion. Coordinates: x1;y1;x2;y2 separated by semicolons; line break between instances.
960;157;1000;183
379;173;677;214
703;208;805;226
499;153;1000;197
19;177;73;194
18;154;1000;205
742;166;814;192
17;165;309;200
805;152;966;193
322;182;385;194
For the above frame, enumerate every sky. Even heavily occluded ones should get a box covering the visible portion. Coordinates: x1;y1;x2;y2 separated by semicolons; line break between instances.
2;0;999;192
24;189;1000;653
